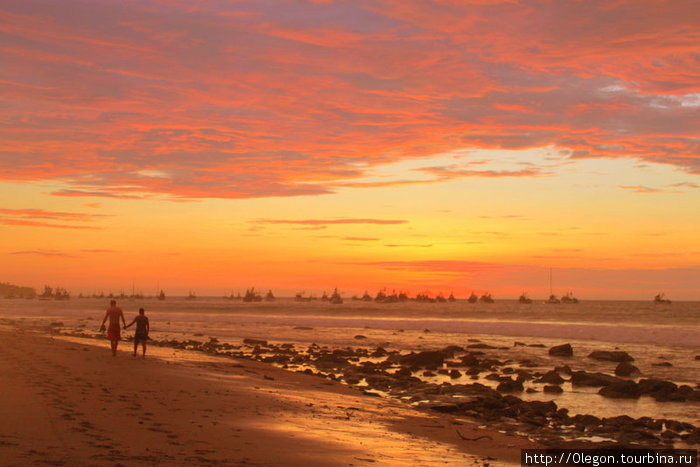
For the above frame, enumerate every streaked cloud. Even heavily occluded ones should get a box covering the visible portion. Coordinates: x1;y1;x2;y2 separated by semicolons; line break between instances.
253;218;408;226
10;250;76;257
0;0;697;199
0;208;106;229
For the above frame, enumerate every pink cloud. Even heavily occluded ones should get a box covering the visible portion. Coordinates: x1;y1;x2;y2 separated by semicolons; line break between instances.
0;0;697;198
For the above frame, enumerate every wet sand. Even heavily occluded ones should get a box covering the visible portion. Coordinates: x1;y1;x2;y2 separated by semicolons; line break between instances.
0;324;536;466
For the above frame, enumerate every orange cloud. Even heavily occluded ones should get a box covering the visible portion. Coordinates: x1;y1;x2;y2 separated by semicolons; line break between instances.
253;218;408;226
0;0;697;199
0;208;106;229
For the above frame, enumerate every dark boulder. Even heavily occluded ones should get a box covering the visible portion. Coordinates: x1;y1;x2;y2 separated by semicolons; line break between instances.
440;345;464;358
243;338;268;346
496;379;524;393
614;361;640;377
399;351;444;368
467;343;498;349
570;371;621;387
598;380;641;399
588;350;634;362
549;343;573;357
538;370;565;385
460;354;479;366
544;385;563;394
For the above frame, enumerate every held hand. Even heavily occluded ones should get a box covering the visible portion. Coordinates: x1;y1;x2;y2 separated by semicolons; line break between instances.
99;324;106;332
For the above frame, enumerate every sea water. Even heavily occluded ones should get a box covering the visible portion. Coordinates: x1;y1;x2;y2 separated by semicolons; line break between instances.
1;297;698;425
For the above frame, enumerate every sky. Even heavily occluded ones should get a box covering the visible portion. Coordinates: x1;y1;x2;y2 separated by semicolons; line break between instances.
1;0;699;299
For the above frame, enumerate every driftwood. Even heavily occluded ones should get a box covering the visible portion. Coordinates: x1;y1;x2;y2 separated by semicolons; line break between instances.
456;429;493;442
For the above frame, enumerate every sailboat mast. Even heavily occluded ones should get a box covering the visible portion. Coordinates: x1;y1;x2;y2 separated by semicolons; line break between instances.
549;268;553;295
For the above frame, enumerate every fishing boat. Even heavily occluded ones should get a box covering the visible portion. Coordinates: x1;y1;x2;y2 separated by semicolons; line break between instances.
561;292;579;304
467;292;478;303
518;293;532;304
479;293;494;303
653;293;671;304
545;294;561;304
186;291;197;300
329;288;343;304
544;268;560;304
243;288;262;302
265;290;275;301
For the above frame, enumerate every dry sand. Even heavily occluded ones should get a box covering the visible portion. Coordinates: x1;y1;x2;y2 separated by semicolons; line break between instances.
0;324;538;466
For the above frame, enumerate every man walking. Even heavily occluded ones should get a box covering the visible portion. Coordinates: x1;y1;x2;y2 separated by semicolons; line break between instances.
100;300;126;356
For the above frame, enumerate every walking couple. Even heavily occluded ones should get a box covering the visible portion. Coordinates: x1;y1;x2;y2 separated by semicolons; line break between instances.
100;300;150;358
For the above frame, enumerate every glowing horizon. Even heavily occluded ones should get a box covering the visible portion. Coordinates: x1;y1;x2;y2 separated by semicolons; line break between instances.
1;1;699;299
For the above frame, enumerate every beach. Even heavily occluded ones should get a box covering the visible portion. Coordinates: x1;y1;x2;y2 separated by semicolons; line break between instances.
0;321;534;466
0;297;698;466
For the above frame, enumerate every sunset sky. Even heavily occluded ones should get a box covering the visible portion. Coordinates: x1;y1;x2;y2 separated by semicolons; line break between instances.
1;0;699;299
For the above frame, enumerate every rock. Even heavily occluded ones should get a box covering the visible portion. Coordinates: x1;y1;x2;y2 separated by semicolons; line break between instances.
538;370;565;385
588;350;634;362
460;354;479;366
615;361;640;376
681;428;700;445
639;379;677;393
399;351;444;368
466;343;498;349
293;326;314;330
549;343;573;357
554;365;572;375
651;362;673;367
344;376;361;385
449;369;462;379
695;355;700;361
440;345;464;358
422;370;436;377
570;371;621;387
496;379;524;393
544;385;563;394
243;338;268;346
354;335;367;340
598;381;641;399
370;347;387;357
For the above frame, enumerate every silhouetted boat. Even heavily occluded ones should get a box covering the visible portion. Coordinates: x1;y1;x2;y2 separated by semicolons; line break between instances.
186;291;196;300
265;290;275;301
518;293;532;304
243;288;262;302
329;288;343;304
467;292;478;303
479;293;494;303
374;289;387;302
561;292;579;304
545;268;560;304
158;290;166;300
545;294;561;304
294;292;314;302
447;292;456;302
653;293;671;304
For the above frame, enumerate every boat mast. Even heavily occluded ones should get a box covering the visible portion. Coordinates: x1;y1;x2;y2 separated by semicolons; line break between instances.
549;268;553;296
